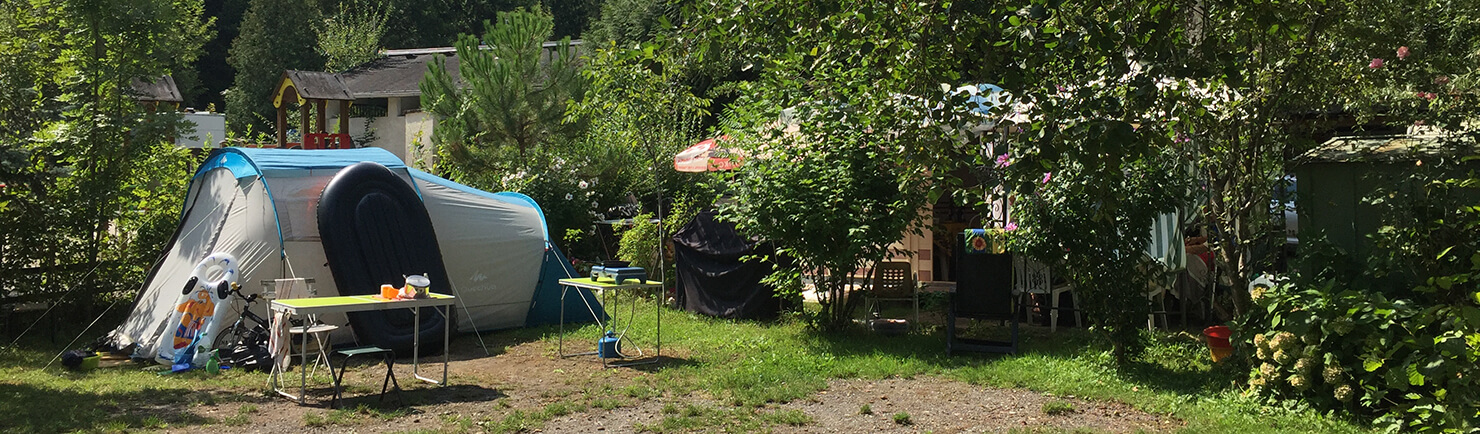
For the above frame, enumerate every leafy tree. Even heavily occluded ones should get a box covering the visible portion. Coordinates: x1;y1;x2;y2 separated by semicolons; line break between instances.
585;0;674;45
0;0;207;311
225;0;323;135
317;0;390;73
546;0;602;39
689;1;962;329
569;34;712;271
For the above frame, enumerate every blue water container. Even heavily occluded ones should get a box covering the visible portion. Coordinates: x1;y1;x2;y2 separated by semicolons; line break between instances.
598;332;621;358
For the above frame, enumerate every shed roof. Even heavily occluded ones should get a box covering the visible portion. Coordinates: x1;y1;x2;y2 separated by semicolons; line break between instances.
341;49;462;99
1303;134;1479;163
129;75;182;103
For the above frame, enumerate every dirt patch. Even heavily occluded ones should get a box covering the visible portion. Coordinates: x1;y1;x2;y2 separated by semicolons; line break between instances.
154;338;1178;433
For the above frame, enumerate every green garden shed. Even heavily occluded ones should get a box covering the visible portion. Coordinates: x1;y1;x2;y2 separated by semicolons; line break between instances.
1294;134;1479;256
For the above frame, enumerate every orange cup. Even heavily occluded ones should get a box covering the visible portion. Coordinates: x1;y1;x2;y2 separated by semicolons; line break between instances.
380;284;397;299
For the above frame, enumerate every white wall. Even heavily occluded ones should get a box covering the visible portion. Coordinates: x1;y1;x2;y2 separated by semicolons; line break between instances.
177;113;227;148
344;97;436;162
403;110;436;170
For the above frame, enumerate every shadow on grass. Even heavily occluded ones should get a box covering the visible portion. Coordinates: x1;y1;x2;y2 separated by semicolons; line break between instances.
326;383;508;410
0;382;219;433
798;320;1244;398
801;321;1100;365
624;355;698;373
379;323;562;364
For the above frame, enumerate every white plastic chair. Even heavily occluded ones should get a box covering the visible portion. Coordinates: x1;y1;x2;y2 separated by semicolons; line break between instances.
1012;255;1079;332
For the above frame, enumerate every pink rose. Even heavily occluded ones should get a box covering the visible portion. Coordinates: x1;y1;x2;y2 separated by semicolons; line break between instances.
1369;58;1384;69
1005;222;1018;231
1041;172;1052;184
1397;46;1409;60
995;153;1011;168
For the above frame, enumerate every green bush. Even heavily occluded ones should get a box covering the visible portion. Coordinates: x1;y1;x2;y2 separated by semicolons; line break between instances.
1242;281;1478;431
1241;160;1480;431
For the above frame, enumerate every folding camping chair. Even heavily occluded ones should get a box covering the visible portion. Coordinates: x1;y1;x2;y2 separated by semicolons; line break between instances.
947;230;1018;355
266;278;338;377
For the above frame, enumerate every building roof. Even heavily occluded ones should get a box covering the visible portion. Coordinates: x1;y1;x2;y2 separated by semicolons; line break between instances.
1303;134;1478;163
341;49;462;99
129;75;182;103
341;41;583;100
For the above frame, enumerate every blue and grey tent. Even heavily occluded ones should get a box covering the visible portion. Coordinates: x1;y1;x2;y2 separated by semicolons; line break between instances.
110;147;600;360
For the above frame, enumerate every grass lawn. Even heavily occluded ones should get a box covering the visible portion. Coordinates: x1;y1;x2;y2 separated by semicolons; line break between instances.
0;295;1371;433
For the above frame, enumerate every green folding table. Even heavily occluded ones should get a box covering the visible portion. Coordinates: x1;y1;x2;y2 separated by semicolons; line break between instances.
269;293;455;404
557;278;662;367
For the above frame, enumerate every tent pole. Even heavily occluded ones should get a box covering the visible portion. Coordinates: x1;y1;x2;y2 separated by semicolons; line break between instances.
448;282;491;356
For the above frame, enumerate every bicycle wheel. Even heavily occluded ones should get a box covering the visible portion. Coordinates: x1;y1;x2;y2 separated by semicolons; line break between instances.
212;321;247;353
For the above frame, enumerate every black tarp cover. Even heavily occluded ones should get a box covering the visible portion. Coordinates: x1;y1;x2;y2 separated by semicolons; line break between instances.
672;212;780;320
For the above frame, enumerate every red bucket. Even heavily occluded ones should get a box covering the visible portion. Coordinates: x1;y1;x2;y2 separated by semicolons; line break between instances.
1203;325;1232;362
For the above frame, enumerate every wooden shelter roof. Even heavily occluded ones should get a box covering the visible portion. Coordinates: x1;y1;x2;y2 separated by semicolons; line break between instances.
274;70;354;108
129;75;182;103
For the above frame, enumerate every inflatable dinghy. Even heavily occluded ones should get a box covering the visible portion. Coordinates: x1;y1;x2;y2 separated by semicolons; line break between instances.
317;162;452;355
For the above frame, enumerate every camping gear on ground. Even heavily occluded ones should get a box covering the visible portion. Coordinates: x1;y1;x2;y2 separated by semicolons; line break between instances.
947;230;1018;355
61;349;99;371
672;211;782;320
205;350;221;373
1012;255;1080;332
868;318;909;335
212;282;274;372
108;147;603;365
597;331;621;358
274;278;338;377
404;275;431;299
317;162;452;355
331;346;401;408
590;266;646;285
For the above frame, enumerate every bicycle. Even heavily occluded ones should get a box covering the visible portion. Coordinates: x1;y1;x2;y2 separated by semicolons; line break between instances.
212;283;274;371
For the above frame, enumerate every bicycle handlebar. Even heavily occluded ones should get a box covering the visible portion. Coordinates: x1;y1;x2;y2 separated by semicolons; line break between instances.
224;282;258;304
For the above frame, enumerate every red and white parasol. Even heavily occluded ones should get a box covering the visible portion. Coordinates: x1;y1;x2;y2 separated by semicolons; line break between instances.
673;137;744;172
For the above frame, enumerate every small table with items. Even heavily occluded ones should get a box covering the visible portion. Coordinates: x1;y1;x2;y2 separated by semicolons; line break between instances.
557;277;662;367
268;293;455;404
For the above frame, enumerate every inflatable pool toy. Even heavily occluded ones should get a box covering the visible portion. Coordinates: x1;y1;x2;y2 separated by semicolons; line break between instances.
154;252;238;366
